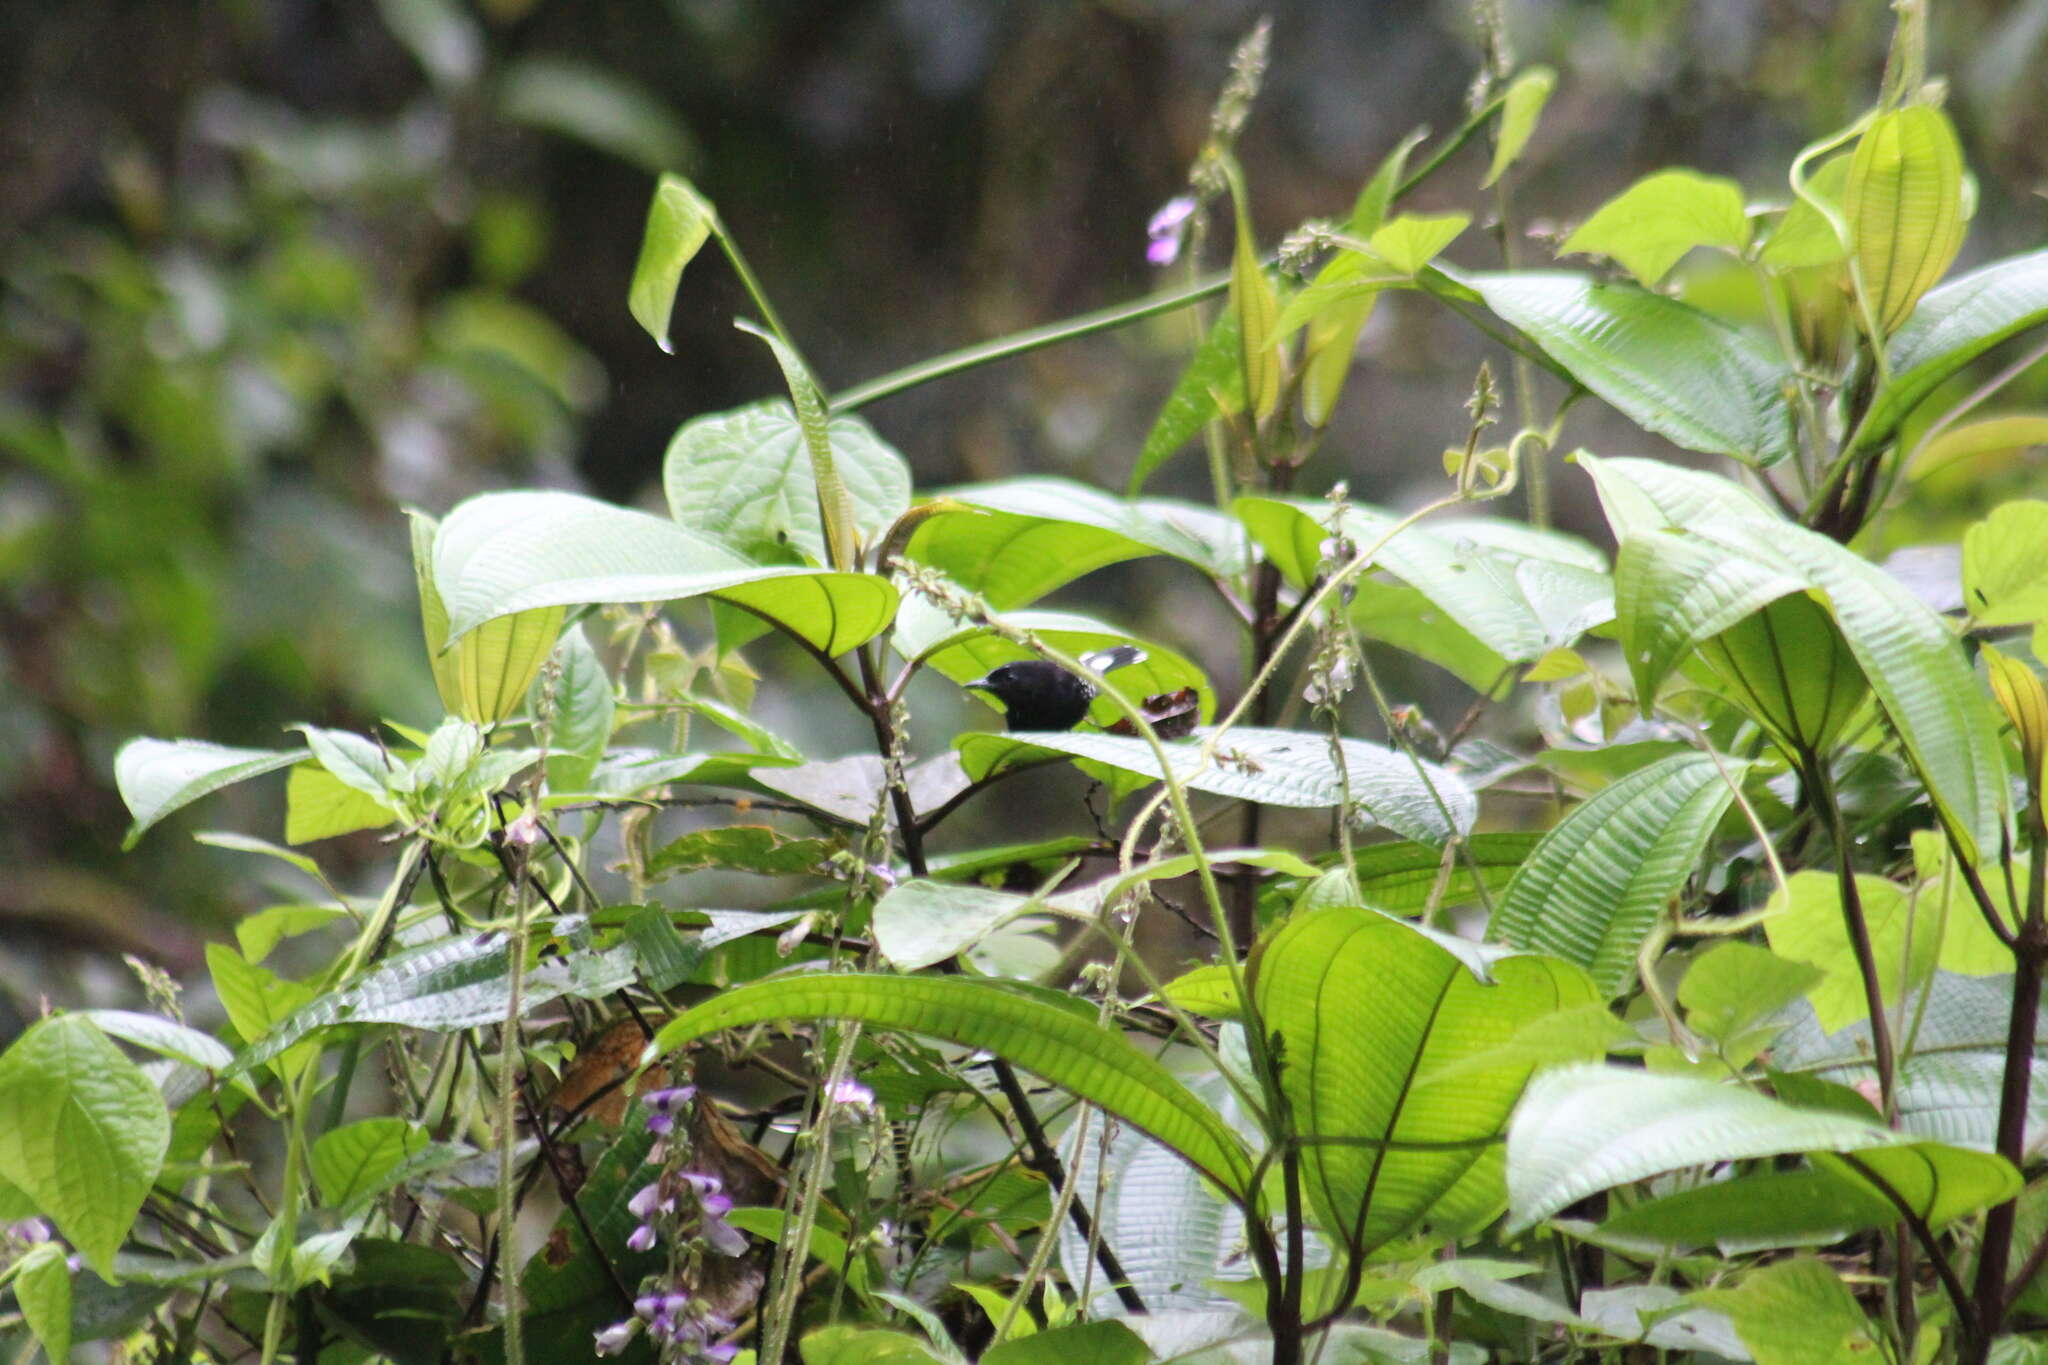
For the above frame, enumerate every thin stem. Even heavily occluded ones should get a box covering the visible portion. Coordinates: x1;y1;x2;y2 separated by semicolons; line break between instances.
713;227;797;361
1810;757;1899;1121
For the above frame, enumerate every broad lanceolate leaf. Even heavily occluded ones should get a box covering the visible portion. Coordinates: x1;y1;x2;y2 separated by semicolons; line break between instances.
231;933;636;1077
1236;497;1612;666
1483;66;1555;188
1694;589;1870;757
544;625;613;792
1583;455;2008;861
1252;906;1599;1257
1456;271;1796;466
1230;192;1281;421
901;479;1248;609
433;491;897;654
873;881;1034;972
1129;308;1244;494
1507;1063;1958;1232
735;321;862;571
629;172;716;352
1852;248;2048;456
664;399;911;567
114;738;307;849
1559;169;1751;287
414;499;566;724
647;974;1254;1194
1492;752;1743;995
1845;105;1966;336
0;1015;170;1278
1612;529;1807;708
955;726;1477;844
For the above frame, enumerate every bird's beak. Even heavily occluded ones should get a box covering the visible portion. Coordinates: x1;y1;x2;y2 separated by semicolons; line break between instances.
963;676;996;693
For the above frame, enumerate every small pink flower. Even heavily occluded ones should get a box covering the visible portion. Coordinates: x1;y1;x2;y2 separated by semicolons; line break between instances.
827;1077;875;1110
1147;195;1197;266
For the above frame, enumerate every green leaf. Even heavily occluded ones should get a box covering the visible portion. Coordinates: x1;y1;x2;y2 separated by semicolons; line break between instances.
1230;192;1281;421
1763;153;1852;270
285;763;399;845
873;881;1034;973
1253;906;1600;1257
296;725;405;801
1763;871;1936;1031
1348;834;1539;912
1845;105;1966;335
1678;943;1824;1046
1600;1167;1894;1251
544;625;613;792
629;172;716;352
733;322;864;571
0;1016;170;1278
904;479;1248;610
1369;213;1470;276
313;1118;432;1208
983;1321;1149;1365
1129;307;1244;493
954;726;1476;844
230;933;636;1077
647;973;1253;1194
1693;589;1870;756
414;502;572;719
1506;1063;1908;1232
113;739;307;850
1236;497;1612;664
235;904;348;964
645;825;834;878
1965;500;2048;625
1483;67;1555;188
1911;413;2048;488
800;1326;947;1365
1349;581;1512;694
496;57;694;174
515;1104;663;1364
1491;753;1744;995
433;490;896;654
208;943;319;1082
1160;963;1239;1017
1458;272;1795;466
664;399;911;567
1611;528;1808;708
1816;1141;2021;1228
1692;1258;1883;1365
1582;455;2008;861
1852;248;2048;456
16;1242;72;1365
81;1010;236;1073
1560;169;1751;286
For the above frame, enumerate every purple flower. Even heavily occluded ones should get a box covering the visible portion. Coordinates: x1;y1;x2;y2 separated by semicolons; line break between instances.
827;1077;875;1110
641;1085;696;1136
634;1294;663;1321
627;1181;669;1221
1147;194;1197;267
8;1218;52;1245
678;1170;722;1197
594;1319;635;1356
626;1223;658;1253
700;1211;749;1258
705;1346;739;1362
698;1189;734;1218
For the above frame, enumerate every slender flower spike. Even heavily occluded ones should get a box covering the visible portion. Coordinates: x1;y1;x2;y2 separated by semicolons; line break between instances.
1147;194;1197;266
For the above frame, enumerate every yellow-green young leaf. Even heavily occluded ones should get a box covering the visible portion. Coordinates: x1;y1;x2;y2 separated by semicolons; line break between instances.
1964;501;2048;626
1483;67;1556;188
737;321;860;571
1560;169;1750;287
1302;293;1372;428
1910;413;2048;487
207;943;319;1083
1692;1258;1882;1365
1158;963;1239;1017
1230;196;1281;421
285;763;397;845
0;1016;170;1281
16;1242;71;1364
1985;644;2048;797
1910;829;2019;974
628;172;717;352
454;605;565;725
1761;871;1937;1031
1763;154;1852;270
1845;105;1966;335
1368;212;1470;276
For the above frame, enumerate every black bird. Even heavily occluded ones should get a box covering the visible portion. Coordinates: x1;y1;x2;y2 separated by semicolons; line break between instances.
964;646;1146;731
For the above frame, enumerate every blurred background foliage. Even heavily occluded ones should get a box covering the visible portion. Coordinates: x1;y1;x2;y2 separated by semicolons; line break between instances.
2;0;2044;1013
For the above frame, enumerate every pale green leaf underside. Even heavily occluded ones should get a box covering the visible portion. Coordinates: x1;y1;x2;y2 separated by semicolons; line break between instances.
115;739;308;849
